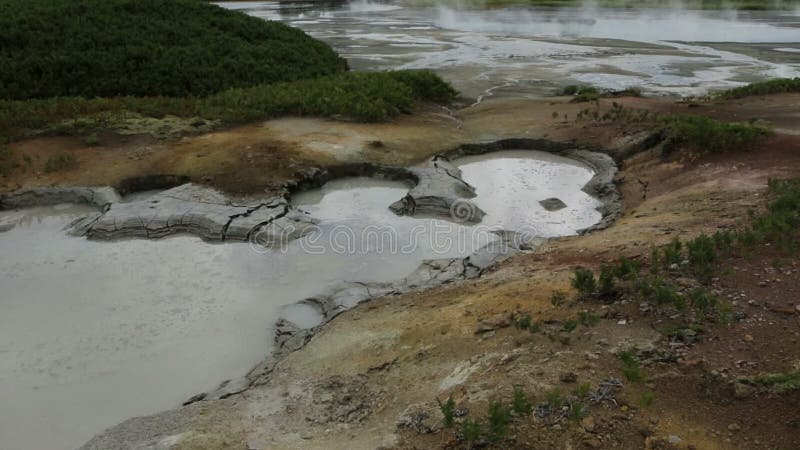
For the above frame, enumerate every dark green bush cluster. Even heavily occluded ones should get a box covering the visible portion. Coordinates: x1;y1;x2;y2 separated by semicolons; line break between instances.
0;0;347;100
514;313;542;333
571;254;722;316
449;384;598;446
661;114;771;154
718;78;800;100
561;85;600;102
0;70;458;137
454;400;512;446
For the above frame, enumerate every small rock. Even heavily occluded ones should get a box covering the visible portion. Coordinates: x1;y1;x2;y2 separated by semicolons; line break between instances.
540;198;567;211
668;435;683;445
475;314;511;333
732;382;756;399
728;423;741;432
581;438;602;449
796;305;800;313
581;416;596;432
561;372;578;383
770;305;797;315
744;334;754;342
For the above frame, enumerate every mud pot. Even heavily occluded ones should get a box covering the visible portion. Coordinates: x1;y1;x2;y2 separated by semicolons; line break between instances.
0;149;613;450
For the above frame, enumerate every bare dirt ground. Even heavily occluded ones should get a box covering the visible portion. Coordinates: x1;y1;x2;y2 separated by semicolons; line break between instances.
4;94;800;449
7;94;797;197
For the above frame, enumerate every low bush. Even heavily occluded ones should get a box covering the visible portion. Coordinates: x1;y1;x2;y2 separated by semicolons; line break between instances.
511;387;532;415
460;418;482;446
571;267;597;298
754;370;800;393
0;70;458;138
718;78;800;100
661;114;771;154
561;85;600;102
618;350;645;382
578;311;601;327
562;319;578;332
438;396;456;428
487;401;510;440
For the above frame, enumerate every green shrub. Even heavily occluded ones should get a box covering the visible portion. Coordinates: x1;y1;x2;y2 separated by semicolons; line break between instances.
0;70;457;137
562;319;578;333
578;311;601;327
639;391;656;408
487;401;510;440
618;350;645;382
598;263;619;298
571;267;596;297
661;114;771;154
546;388;564;408
438;396;456;428
613;257;640;280
661;238;684;268
637;276;682;308
0;0;347;100
461;418;482;445
511;387;532;415
568;401;587;421
718;78;800;100
686;233;717;282
560;85;600;101
754;370;800;393
84;133;100;147
514;314;532;330
572;382;592;398
44;153;77;172
689;288;717;315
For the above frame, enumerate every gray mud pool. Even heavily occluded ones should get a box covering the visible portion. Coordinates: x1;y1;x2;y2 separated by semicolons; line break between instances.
0;150;602;449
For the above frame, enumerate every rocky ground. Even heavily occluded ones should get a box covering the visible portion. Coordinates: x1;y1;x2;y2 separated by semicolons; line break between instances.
3;93;800;450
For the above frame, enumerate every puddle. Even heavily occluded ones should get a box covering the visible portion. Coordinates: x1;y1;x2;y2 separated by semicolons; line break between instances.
456;150;602;235
0;151;604;449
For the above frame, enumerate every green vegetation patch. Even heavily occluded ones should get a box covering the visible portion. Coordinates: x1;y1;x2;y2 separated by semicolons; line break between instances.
0;70;458;138
0;0;347;99
661;114;771;154
753;370;800;393
718;78;800;100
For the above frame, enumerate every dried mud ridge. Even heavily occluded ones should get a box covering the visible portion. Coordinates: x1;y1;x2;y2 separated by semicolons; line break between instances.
1;140;619;448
